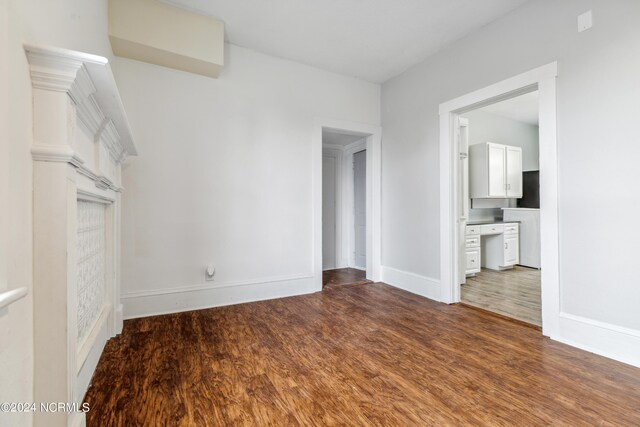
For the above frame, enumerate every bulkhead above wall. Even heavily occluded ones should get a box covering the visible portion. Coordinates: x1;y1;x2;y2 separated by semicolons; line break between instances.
109;0;225;78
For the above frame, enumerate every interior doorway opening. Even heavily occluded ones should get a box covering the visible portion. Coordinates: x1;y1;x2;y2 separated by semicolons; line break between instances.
458;91;542;327
439;62;559;338
322;128;371;289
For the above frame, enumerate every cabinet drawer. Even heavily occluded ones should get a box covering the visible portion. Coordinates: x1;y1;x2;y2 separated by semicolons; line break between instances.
480;224;504;235
465;225;480;236
504;223;519;234
466;249;480;273
465;236;480;248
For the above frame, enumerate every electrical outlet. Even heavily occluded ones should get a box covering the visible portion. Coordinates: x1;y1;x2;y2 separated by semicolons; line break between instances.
578;10;593;32
205;265;215;281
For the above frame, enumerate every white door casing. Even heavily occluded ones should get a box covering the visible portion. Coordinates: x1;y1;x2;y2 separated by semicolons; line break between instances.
322;153;338;270
353;150;366;270
457;118;469;285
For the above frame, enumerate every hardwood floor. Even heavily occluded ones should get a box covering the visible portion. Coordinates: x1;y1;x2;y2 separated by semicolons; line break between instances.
322;267;370;289
462;266;542;327
84;282;640;426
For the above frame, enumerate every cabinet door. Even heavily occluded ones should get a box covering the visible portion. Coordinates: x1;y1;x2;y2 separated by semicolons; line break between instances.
466;248;481;274
504;235;519;266
506;146;522;197
487;144;506;197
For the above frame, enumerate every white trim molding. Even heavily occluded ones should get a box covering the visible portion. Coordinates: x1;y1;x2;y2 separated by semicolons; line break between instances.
25;43;136;427
122;274;317;319
554;313;640;368
381;266;441;301
25;43;137;193
24;43;137;156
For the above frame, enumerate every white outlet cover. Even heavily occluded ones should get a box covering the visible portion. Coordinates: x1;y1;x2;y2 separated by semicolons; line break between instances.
578;10;593;32
206;266;215;281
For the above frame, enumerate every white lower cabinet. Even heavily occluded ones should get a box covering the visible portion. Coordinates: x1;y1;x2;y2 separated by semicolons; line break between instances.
465;225;481;275
484;223;519;270
466;222;519;274
504;235;519;266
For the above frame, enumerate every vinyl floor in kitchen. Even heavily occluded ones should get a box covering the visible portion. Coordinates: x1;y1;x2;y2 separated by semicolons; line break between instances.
462;266;542;327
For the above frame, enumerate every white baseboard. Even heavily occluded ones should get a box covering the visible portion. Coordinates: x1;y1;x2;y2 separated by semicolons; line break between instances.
122;274;317;319
552;312;640;368
75;311;110;403
380;266;441;301
114;303;123;335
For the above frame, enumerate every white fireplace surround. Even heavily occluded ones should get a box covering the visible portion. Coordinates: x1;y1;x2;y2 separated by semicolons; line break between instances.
24;44;137;427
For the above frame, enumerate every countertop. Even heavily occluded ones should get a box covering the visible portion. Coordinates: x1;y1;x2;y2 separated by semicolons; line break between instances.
467;220;520;226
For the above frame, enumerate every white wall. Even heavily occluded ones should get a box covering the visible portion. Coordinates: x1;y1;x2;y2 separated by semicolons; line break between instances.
463;109;539;171
382;0;640;337
0;1;112;426
116;44;380;317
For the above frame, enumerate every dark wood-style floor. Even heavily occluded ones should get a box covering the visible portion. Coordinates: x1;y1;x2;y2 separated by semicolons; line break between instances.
323;267;370;289
85;283;640;426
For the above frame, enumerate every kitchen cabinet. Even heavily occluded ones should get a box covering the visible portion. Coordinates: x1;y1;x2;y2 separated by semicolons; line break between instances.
464;225;481;275
465;222;519;276
469;142;522;199
503;208;540;268
484;223;519;270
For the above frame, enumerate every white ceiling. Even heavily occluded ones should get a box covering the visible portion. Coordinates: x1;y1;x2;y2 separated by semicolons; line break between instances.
322;128;367;147
479;91;539;126
162;0;530;83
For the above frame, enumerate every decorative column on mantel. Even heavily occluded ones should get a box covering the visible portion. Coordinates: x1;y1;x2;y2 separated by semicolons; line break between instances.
24;44;137;427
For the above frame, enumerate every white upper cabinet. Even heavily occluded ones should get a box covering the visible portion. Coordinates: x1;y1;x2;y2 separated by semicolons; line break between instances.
505;146;522;197
487;143;506;197
469;142;522;199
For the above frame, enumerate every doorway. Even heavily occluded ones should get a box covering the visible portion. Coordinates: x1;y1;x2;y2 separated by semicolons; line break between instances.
439;62;560;337
318;123;381;289
458;91;542;327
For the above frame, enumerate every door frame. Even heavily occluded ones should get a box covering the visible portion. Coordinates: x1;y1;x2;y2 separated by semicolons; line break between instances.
439;62;560;337
321;147;342;271
350;145;368;270
314;119;382;290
